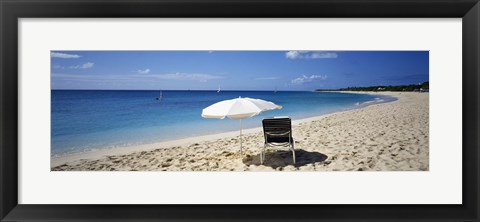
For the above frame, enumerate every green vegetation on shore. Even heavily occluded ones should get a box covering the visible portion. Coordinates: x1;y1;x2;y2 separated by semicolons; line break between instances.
316;82;429;92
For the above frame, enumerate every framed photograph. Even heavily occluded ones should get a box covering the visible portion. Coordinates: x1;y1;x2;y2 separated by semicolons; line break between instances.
1;0;479;221
49;50;427;172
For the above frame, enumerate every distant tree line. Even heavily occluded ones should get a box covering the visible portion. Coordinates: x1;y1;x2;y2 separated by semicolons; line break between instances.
316;81;429;92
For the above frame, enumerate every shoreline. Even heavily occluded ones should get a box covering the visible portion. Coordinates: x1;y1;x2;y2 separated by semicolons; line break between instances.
51;91;400;168
53;91;429;171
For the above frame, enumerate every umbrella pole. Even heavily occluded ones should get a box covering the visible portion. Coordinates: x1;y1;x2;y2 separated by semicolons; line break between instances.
240;119;243;155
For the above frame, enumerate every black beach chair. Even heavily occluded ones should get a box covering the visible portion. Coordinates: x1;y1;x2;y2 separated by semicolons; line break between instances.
261;117;296;165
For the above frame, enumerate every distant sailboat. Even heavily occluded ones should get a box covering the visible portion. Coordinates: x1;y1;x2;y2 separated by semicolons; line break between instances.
156;90;163;101
274;87;278;93
217;85;221;93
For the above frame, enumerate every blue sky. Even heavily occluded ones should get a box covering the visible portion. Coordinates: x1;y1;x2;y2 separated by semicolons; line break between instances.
51;51;429;91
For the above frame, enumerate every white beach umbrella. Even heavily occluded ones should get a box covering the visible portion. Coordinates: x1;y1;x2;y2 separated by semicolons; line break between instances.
201;97;282;154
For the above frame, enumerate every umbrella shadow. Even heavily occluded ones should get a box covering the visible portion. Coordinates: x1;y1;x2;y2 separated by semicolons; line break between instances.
243;149;328;169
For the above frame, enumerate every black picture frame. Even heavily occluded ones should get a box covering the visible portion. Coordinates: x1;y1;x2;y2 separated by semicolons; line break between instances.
1;0;479;221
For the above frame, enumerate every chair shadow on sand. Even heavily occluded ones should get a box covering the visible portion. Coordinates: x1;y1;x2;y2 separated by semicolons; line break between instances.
242;149;328;169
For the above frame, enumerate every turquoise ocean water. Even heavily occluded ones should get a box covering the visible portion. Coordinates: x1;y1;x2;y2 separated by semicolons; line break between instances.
51;90;395;156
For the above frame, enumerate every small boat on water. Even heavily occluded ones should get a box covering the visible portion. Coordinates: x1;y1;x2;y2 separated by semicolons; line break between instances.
156;90;163;100
217;85;221;93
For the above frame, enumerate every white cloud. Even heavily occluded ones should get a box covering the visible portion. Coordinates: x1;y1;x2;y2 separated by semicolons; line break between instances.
285;51;303;59
51;73;138;82
51;52;81;59
255;77;278;80
285;51;338;59
291;75;327;84
69;62;94;69
136;68;151;74
153;72;223;82
308;52;338;59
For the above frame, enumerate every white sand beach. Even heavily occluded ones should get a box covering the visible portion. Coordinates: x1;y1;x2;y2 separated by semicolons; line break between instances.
52;91;429;171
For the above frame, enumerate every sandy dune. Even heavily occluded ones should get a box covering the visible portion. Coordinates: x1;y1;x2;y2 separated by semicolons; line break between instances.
52;92;429;171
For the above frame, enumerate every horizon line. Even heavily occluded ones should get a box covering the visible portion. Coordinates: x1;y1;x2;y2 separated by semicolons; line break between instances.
50;89;313;92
